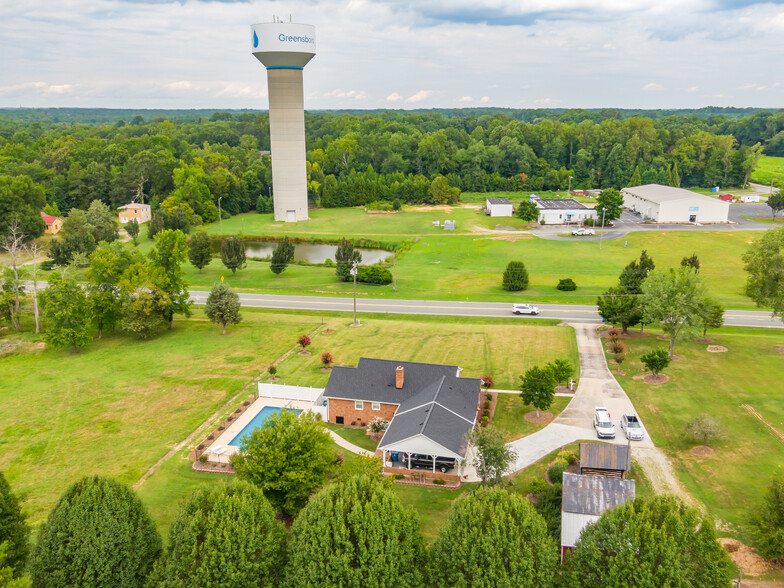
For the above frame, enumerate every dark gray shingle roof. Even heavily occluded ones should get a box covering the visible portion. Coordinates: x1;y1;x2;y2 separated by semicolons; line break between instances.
562;473;636;515
486;197;512;205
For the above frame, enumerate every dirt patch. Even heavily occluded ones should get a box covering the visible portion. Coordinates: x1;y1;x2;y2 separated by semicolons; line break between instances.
670;355;682;361
319;367;332;372
266;376;280;382
488;235;533;241
35;342;46;349
555;385;574;395
718;539;771;576
697;338;715;344
645;403;659;414
656;335;670;341
524;411;554;424
643;373;671;385
298;350;311;356
690;445;715;456
774;346;784;354
322;329;334;335
0;343;18;353
707;345;728;353
410;205;453;213
612;369;627;376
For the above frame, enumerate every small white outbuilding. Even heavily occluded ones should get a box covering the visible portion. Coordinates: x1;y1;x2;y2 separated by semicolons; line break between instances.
485;197;513;217
621;184;729;223
535;199;598;225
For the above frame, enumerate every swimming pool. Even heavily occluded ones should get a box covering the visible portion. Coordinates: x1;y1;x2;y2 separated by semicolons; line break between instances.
228;406;302;447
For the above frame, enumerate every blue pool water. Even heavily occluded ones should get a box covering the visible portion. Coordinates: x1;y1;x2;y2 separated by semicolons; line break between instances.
228;406;302;447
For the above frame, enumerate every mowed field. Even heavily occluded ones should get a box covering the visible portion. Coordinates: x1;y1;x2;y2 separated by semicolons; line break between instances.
0;308;577;532
750;155;784;186
178;209;761;308
615;326;784;543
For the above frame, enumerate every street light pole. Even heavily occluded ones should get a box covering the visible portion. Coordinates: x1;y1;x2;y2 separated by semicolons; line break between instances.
218;196;223;235
599;207;606;250
351;261;359;326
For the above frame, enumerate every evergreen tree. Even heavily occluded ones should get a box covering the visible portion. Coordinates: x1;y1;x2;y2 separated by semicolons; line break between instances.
502;261;529;291
269;237;294;277
629;165;642;187
563;496;732;587
0;472;29;577
204;282;242;335
751;471;784;560
597;286;642;334
618;250;656;294
125;219;140;245
284;476;424;588
429;487;558;588
681;252;700;270
41;272;92;353
146;212;165;240
29;476;161;588
187;231;212;272
220;235;247;275
670;161;681;187
151;482;286;588
334;238;361;281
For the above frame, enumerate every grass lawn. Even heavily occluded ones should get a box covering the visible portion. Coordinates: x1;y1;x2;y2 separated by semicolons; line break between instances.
0;310;316;526
750;155;784;186
323;423;379;452
741;216;784;225
614;326;784;545
461;190;596;205
493;395;572;440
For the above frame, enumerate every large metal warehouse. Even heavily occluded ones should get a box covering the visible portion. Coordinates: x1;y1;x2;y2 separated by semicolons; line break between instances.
621;184;729;224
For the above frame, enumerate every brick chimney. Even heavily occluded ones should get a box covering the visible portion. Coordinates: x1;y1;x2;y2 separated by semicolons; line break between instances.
395;366;404;389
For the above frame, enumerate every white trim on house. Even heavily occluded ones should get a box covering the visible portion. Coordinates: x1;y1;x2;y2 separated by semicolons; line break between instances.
377;434;463;461
355;400;364;410
371;402;380;411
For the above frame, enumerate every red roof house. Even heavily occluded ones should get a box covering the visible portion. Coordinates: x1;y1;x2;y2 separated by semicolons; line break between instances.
40;211;63;235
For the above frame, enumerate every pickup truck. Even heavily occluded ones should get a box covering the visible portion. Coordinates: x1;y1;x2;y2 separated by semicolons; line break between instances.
572;227;595;236
407;453;456;473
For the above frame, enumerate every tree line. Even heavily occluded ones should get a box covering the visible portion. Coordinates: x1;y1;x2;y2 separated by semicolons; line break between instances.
2;108;779;240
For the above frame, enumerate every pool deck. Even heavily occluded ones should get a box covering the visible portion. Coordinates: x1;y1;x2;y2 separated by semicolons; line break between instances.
208;396;313;462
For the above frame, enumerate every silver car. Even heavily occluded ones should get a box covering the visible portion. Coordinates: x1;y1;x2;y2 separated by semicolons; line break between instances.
621;413;645;441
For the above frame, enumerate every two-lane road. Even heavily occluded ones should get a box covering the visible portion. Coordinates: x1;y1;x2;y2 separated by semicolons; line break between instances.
188;291;784;328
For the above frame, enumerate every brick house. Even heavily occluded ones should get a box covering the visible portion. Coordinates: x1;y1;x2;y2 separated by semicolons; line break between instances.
40;211;62;235
323;358;481;473
118;203;152;224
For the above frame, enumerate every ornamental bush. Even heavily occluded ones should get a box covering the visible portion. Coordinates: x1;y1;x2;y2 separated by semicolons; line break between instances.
320;351;333;366
557;278;577;291
640;348;671;375
150;482;286;588
298;335;311;349
29;476;161;588
502;261;529;291
547;460;568;484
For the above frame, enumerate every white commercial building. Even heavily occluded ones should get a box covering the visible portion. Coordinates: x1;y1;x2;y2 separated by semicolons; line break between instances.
485;197;513;217
535;199;598;225
621;184;729;224
251;19;316;222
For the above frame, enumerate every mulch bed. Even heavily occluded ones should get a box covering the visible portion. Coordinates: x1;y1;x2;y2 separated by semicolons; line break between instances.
192;461;235;474
322;329;334;335
707;345;728;353
391;477;461;488
697;338;715;344
775;346;784;354
670;355;682;361
319;367;332;372
642;373;670;385
190;398;254;461
524;411;553;424
267;376;280;382
298;350;311;356
689;445;714;456
555;385;574;395
611;369;627;376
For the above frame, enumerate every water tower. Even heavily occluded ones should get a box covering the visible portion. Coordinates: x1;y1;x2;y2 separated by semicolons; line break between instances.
251;18;316;222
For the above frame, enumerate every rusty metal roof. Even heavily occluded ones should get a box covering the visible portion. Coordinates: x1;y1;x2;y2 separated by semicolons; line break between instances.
562;473;636;516
580;443;630;471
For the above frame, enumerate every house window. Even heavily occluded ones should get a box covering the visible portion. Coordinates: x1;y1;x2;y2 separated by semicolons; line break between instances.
355;400;364;410
335;416;344;425
372;402;381;411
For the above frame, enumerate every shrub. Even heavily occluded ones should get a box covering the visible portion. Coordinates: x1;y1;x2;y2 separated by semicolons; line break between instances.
298;335;311;349
583;217;596;226
608;326;621;340
481;416;489;426
392;198;402;211
609;340;627;355
243;400;250;406
227;416;233;422
197;444;205;450
321;351;333;367
218;425;224;431
557;278;577;291
547;461;568;485
394;473;405;480
486;393;493;402
481;374;495;389
562;450;577;465
198;455;208;463
341;264;393;285
433;478;446;485
207;434;214;440
502;261;529;291
268;365;277;376
484;399;491;409
368;417;386;434
640;348;671;375
234;409;241;414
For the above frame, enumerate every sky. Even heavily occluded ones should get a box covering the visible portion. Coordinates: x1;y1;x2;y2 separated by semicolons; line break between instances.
1;0;783;110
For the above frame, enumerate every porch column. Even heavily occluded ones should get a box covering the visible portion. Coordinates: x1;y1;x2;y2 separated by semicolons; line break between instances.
407;452;411;470
432;455;436;473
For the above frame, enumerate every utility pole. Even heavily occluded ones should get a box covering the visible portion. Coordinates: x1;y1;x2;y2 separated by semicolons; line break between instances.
351;261;359;326
393;252;397;292
599;207;607;251
218;196;223;235
567;175;573;196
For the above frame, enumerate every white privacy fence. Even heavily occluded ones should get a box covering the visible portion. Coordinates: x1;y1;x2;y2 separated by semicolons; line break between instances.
258;383;324;403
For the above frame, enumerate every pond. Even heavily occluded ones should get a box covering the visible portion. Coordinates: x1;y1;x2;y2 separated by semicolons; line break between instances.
245;241;393;265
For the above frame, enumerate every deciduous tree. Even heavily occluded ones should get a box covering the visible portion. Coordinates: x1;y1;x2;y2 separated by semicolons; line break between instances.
151;482;286;588
743;227;784;318
29;476;161;588
699;298;724;337
284;475;424;588
546;358;573;386
519;366;556;417
429;487;557;588
465;426;518;489
515;200;539;222
220;235;246;275
41;272;92;353
125;219;140;245
597;287;641;334
684;414;724;450
88;241;144;338
562;496;732;587
334;237;361;281
204;282;241;335
232;411;334;516
768;192;784;221
641;267;707;357
595;187;624;222
187;231;212;272
148;229;191;329
119;262;170;339
0;222;26;330
681;252;700;270
640;348;671;375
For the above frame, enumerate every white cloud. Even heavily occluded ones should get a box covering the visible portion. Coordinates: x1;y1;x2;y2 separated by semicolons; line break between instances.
386;92;403;102
687;86;698;92
457;95;473;102
405;90;433;103
642;82;663;91
479;95;490;103
165;81;193;91
324;89;367;99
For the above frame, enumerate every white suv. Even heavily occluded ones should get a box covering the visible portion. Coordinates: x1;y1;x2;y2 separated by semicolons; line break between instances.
572;227;595;236
513;304;540;315
594;407;616;439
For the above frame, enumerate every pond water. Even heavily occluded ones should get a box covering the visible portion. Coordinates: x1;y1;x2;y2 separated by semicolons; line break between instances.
245;241;393;265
